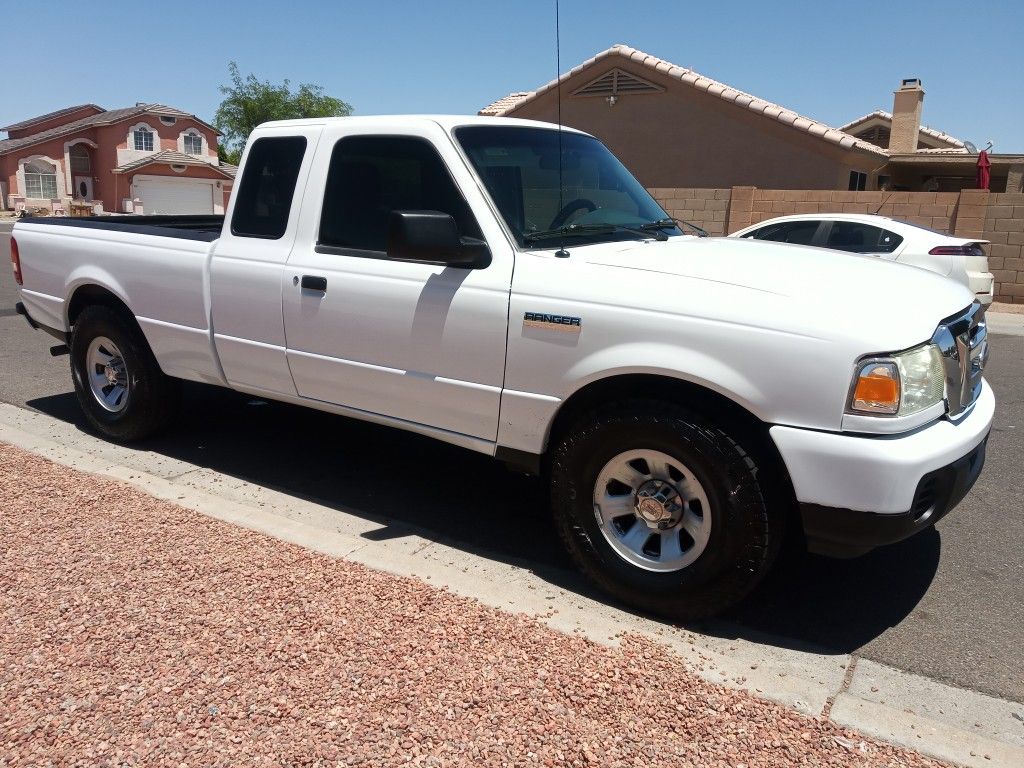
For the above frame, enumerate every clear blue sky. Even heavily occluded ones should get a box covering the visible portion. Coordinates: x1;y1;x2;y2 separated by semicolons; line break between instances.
2;0;1021;151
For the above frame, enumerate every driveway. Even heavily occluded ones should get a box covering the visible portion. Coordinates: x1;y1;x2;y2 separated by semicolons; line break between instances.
2;220;1023;704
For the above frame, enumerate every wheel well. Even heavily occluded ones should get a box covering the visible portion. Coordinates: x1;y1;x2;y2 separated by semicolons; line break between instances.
545;374;799;530
67;284;134;327
549;374;766;450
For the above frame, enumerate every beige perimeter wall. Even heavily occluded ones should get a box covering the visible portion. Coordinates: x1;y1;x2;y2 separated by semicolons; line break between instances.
648;187;1024;303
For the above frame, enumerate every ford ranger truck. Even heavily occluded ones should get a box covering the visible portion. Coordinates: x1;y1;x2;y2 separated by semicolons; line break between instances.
11;116;993;619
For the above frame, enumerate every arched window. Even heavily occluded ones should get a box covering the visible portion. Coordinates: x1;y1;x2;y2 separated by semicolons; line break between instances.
133;126;154;151
183;131;203;155
70;144;91;173
24;159;58;199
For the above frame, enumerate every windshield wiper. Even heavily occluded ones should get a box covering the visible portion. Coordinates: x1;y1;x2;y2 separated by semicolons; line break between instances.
524;223;667;244
640;217;709;237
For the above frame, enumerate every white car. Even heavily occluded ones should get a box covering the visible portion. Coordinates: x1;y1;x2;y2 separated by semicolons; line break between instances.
11;116;993;619
730;213;994;305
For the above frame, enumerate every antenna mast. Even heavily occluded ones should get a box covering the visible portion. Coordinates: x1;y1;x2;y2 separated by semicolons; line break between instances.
554;0;569;257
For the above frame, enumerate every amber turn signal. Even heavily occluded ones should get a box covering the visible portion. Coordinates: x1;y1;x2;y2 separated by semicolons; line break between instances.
851;363;900;414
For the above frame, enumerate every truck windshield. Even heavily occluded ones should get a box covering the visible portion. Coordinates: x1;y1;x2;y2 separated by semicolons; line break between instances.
454;126;681;248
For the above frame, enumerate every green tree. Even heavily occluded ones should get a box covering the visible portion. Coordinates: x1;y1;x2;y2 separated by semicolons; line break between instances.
214;61;352;164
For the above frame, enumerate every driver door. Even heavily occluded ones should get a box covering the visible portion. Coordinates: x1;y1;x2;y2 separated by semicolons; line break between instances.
282;121;514;443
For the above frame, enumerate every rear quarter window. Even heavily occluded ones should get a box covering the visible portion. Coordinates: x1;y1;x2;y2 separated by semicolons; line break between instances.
231;136;307;239
745;221;820;245
827;222;903;253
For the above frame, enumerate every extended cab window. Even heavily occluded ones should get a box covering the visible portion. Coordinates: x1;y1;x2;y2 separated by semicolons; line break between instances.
746;221;820;245
231;136;307;239
319;136;482;253
826;222;903;253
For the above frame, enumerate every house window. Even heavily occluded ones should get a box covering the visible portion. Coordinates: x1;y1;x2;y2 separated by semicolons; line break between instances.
183;133;203;155
848;170;868;191
24;159;58;199
70;144;91;173
133;127;154;152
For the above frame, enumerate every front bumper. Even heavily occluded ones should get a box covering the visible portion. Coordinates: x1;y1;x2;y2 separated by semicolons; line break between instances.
771;380;994;557
799;435;987;557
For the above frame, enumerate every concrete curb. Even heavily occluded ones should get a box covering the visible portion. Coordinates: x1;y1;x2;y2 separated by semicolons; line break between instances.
1;401;1021;767
986;310;1024;336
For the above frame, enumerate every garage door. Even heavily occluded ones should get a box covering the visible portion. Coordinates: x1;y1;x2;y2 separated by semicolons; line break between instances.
138;179;213;215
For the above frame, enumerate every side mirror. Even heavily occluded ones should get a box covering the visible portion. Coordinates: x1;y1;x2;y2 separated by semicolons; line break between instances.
387;211;490;268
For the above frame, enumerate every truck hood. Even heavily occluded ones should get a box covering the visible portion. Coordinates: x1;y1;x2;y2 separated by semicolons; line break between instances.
573;235;975;351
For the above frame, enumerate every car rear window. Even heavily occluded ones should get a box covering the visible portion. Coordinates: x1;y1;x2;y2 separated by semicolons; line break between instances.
826;222;903;253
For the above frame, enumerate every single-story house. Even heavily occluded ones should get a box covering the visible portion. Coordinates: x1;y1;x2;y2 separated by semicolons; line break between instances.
0;103;235;215
480;45;1024;193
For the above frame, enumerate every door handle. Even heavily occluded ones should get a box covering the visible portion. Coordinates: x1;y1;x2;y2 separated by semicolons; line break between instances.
301;275;327;292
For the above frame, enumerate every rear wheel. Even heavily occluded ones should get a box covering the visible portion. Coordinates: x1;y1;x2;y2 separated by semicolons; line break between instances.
549;400;782;620
70;305;181;441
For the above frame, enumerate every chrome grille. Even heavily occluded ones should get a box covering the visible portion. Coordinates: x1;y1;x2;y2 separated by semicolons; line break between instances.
931;302;989;418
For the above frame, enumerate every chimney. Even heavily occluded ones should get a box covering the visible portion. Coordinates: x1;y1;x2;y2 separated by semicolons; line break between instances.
890;78;924;154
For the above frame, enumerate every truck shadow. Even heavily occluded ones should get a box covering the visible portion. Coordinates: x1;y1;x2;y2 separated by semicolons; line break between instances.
26;382;940;656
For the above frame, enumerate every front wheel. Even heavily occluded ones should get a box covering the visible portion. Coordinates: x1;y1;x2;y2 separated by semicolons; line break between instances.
70;305;181;441
549;400;782;620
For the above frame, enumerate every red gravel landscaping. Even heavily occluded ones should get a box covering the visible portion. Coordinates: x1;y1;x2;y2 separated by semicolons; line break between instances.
0;443;948;767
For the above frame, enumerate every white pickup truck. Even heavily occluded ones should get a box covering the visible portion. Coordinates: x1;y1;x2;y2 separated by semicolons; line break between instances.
12;116;993;618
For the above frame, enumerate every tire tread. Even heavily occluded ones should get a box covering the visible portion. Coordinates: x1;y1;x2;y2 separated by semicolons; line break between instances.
70;305;180;442
549;398;780;620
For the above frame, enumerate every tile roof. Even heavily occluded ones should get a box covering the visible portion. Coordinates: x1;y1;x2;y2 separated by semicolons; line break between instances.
902;147;970;155
479;92;534;116
478;44;887;156
0;104;219;156
113;150;236;178
838;110;966;148
1;104;104;132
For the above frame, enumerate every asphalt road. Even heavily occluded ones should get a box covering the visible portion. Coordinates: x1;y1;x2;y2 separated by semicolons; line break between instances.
2;220;1023;704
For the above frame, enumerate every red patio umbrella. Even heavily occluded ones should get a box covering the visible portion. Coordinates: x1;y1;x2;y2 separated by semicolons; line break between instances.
976;149;991;190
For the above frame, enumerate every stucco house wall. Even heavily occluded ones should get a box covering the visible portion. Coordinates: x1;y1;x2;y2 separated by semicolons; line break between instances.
487;45;1024;193
0;108;224;214
93;117;220;210
509;61;882;190
0;137;77;208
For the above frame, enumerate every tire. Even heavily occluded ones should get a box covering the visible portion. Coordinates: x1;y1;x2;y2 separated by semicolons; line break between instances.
70;305;181;442
549;399;782;620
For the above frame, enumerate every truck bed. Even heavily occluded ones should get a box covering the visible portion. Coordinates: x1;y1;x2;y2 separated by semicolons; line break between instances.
17;214;224;242
13;212;225;383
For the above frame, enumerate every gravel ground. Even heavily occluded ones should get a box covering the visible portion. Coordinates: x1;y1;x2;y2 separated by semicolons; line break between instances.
0;444;949;767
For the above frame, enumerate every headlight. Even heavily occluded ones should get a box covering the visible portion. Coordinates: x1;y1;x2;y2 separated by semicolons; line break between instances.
895;344;945;414
849;344;945;417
